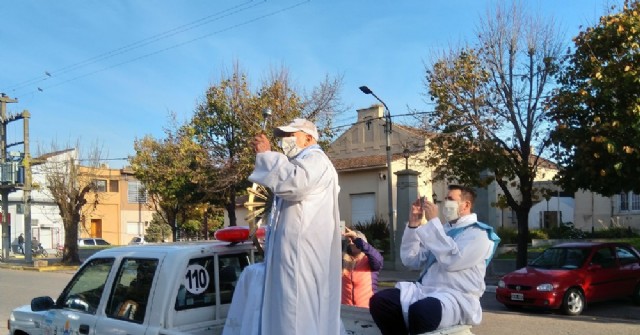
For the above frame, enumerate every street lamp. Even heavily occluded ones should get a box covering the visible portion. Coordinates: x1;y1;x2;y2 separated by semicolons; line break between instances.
359;85;395;268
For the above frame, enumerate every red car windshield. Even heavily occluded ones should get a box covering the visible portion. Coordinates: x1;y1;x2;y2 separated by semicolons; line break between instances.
529;247;591;269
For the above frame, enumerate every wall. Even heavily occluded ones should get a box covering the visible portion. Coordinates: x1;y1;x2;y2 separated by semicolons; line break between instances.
82;167;156;245
574;189;640;232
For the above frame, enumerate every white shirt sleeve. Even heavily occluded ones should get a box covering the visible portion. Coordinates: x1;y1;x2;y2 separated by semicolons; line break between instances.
248;150;331;202
400;223;430;270
415;219;492;272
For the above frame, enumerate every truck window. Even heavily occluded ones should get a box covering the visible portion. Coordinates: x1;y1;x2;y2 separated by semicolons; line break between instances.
175;252;250;311
57;258;114;314
106;258;158;323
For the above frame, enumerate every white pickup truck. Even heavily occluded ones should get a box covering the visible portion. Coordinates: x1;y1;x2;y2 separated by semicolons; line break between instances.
8;240;472;335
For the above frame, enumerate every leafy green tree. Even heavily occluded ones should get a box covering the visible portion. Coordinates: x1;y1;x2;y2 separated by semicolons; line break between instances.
191;64;265;227
181;219;202;239
145;213;172;242
191;63;344;226
550;0;640;196
422;2;563;268
130;115;209;241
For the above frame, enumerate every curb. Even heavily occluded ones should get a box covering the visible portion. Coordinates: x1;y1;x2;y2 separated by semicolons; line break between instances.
0;259;79;272
0;263;79;272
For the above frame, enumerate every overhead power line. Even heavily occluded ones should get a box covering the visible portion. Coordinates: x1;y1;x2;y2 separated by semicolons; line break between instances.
5;1;262;94
6;0;310;96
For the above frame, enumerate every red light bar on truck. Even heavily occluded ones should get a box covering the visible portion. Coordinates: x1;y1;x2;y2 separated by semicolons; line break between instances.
214;226;265;243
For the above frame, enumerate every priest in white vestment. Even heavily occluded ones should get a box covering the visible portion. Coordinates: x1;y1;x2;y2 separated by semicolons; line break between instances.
223;118;342;335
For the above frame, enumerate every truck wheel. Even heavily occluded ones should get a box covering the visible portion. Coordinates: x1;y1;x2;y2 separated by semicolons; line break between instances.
561;288;584;316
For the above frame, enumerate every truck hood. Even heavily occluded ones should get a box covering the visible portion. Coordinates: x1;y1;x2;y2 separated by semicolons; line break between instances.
10;304;49;330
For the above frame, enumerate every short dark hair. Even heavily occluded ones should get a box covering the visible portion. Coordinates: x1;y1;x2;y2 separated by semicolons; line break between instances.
448;184;476;206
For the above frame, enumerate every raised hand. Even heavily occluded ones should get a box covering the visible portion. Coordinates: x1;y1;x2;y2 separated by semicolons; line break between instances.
252;133;271;153
408;198;425;228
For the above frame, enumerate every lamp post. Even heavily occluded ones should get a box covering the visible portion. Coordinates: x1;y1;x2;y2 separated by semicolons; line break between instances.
402;148;410;170
359;85;395;268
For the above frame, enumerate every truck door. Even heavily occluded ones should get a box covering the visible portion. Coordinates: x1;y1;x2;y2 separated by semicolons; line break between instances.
94;257;160;335
42;258;114;335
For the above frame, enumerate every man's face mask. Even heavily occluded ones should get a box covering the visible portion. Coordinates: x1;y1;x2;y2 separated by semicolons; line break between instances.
279;136;303;158
443;200;460;222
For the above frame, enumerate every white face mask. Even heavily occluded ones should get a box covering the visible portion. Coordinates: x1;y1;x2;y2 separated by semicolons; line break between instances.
443;200;460;222
279;136;303;158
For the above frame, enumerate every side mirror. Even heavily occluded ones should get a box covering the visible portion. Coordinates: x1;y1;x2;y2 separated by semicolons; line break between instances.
31;296;55;311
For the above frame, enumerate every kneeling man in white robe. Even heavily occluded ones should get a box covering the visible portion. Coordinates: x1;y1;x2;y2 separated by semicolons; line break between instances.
370;185;500;335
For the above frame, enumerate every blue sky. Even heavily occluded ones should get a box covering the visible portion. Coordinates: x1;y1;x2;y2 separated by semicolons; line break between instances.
0;0;617;168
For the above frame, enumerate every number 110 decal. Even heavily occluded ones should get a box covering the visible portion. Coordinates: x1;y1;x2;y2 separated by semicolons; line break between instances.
184;264;210;295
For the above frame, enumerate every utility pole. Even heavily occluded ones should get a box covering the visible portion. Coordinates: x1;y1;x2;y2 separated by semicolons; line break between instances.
359;86;396;269
22;111;33;263
0;94;20;260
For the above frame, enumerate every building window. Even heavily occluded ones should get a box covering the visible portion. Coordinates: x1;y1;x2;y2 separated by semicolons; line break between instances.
94;179;107;192
128;181;147;204
350;193;375;226
109;180;119;192
619;192;640;211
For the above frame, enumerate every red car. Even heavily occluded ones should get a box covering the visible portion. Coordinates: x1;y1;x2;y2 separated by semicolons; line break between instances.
496;242;640;315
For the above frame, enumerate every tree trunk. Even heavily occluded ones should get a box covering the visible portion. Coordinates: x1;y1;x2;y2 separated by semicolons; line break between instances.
227;188;237;226
62;212;81;265
515;208;530;269
167;212;178;242
203;210;209;240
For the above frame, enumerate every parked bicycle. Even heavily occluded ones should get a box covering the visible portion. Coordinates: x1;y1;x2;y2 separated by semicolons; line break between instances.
55;244;64;257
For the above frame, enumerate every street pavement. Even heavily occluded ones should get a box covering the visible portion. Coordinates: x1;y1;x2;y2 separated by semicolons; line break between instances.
2;255;639;335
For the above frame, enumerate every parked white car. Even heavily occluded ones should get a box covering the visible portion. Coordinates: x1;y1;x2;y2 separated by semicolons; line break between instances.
128;236;147;245
77;238;111;246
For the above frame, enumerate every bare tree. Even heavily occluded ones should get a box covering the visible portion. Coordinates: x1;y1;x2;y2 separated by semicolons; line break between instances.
36;140;105;264
422;2;564;268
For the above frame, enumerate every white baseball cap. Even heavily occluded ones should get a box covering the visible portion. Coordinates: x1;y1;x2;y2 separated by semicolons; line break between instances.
274;118;319;140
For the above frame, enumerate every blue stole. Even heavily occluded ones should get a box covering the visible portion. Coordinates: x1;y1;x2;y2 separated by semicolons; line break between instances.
417;222;501;282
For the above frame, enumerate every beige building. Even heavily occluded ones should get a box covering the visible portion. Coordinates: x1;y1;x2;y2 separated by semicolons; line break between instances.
574;190;640;232
235;104;640;235
328;105;446;228
483;160;561;229
80;166;155;245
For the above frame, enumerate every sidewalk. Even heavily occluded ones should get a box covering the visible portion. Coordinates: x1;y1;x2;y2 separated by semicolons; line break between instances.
0;254;78;272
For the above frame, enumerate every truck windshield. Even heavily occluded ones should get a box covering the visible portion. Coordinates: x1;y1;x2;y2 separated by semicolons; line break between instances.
58;258;115;314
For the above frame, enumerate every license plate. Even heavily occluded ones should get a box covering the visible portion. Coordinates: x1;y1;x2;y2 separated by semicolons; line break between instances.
511;293;524;301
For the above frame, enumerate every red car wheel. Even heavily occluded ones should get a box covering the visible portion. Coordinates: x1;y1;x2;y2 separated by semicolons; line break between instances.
561;288;585;316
